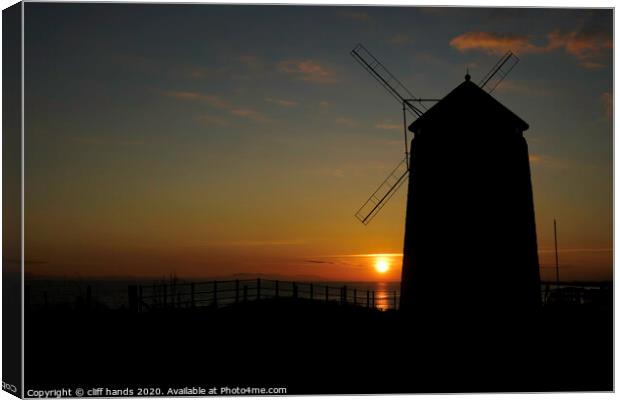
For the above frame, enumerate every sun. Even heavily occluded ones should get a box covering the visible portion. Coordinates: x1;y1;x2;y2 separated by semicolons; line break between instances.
374;258;390;274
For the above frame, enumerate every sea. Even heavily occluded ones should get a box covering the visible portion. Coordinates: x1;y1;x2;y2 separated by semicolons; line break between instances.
25;278;402;311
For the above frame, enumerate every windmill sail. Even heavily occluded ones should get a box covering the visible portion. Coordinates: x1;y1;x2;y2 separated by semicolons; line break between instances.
351;44;426;117
479;51;520;94
355;157;409;225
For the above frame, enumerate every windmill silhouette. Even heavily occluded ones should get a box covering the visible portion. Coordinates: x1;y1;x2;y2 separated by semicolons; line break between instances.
351;44;540;315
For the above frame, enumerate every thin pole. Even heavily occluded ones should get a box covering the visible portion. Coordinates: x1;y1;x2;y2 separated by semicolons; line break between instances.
402;102;409;169
554;219;560;288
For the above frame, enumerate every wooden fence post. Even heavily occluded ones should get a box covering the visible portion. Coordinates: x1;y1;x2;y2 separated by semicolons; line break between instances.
163;284;167;309
138;285;143;312
310;284;314;300
235;280;240;303
243;285;248;302
275;280;279;298
342;286;347;305
353;289;357;306
293;283;298;299
213;281;218;307
325;286;329;302
366;290;370;308
43;291;48;310
393;291;397;310
25;286;31;313
86;285;92;310
128;285;138;312
190;283;195;308
257;278;261;300
372;291;375;308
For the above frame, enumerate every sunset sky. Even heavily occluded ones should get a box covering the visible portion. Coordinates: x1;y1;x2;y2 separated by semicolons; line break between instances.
24;4;612;281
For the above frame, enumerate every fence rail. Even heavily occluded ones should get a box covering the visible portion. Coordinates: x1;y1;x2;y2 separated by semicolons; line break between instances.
25;279;610;312
131;279;400;312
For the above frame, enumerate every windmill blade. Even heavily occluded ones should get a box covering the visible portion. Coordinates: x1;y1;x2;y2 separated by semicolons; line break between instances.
478;51;520;94
355;157;409;225
351;43;426;117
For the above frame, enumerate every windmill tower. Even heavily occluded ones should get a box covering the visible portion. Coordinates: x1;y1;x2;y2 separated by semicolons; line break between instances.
351;45;541;315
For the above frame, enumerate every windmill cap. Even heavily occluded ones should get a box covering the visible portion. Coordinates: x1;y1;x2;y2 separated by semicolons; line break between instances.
409;79;529;134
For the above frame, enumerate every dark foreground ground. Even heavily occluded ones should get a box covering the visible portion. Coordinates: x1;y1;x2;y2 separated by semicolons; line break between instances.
25;299;612;395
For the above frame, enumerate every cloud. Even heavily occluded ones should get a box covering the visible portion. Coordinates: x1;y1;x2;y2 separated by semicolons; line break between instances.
375;121;401;130
337;10;370;22
265;97;298;108
164;91;229;108
335;117;358;128
546;29;612;69
230;108;270;123
196;114;230;127
278;59;338;83
529;154;569;170
450;28;612;69
494;80;552;96
601;92;612;119
165;90;270;124
450;32;545;55
389;34;412;45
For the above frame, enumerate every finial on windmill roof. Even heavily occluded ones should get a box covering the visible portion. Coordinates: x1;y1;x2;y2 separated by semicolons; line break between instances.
465;66;471;81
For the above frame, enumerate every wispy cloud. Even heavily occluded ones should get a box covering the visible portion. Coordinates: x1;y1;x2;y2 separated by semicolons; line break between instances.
450;32;545;55
278;59;338;83
230;108;270;123
529;153;569;169
450;28;612;70
494;80;552;96
165;90;270;124
546;29;612;70
195;114;231;127
335;117;358;128
389;34;412;45
337;10;371;22
375;121;401;130
265;97;298;108
164;91;228;108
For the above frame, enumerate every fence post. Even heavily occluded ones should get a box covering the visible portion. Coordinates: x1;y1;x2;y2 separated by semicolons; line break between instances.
353;289;357;306
243;285;248;302
257;278;261;300
138;285;143;312
293;283;298;299
372;291;375;308
86;285;92;310
190;283;195;308
128;285;138;312
163;284;167;309
342;286;347;305
213;281;218;307
275;280;279;298
235;280;240;303
393;291;397;310
310;284;314;300
25;286;31;313
43;291;48;310
325;286;329;302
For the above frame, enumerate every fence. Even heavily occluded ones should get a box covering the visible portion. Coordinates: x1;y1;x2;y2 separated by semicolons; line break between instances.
25;279;610;312
131;279;400;312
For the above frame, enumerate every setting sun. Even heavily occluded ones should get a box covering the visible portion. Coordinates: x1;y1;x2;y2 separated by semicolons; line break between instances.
374;258;390;274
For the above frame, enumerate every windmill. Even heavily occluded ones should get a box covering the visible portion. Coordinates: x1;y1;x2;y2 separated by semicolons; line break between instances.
350;44;540;314
352;43;519;225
